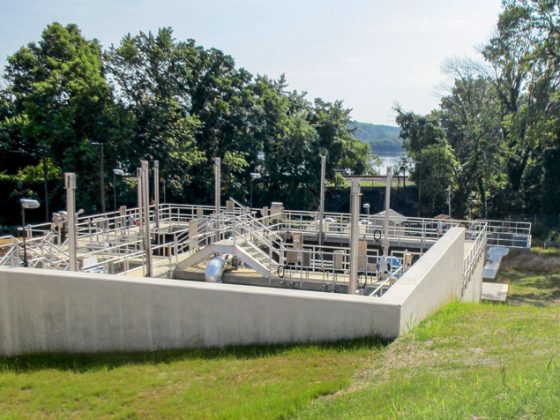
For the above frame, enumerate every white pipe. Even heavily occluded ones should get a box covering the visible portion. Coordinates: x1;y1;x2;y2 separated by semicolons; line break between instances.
141;160;153;277
318;155;326;246
348;179;361;294
154;160;160;229
64;173;77;271
214;157;221;236
383;167;392;257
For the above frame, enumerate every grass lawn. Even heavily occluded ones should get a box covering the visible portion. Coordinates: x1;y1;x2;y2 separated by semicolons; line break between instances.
0;340;382;419
1;248;559;418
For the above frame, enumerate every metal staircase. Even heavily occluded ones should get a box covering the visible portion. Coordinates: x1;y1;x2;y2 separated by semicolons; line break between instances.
176;200;285;279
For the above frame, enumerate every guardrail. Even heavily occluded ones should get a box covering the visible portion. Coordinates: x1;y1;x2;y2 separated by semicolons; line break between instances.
462;221;488;295
1;202;530;280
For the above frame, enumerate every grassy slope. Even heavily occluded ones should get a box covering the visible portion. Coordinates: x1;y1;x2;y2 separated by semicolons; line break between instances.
0;341;382;419
298;303;560;419
0;248;558;419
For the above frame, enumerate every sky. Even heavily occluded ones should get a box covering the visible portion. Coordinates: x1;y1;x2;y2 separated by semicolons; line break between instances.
0;0;502;125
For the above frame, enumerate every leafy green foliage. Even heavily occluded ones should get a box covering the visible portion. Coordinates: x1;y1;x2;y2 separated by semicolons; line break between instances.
396;1;560;222
0;25;370;218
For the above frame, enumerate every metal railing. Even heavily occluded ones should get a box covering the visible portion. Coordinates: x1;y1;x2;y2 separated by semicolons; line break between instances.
462;221;488;295
0;203;529;283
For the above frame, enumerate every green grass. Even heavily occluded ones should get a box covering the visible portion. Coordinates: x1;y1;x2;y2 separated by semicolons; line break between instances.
495;247;560;306
1;248;559;418
297;302;560;419
0;340;382;419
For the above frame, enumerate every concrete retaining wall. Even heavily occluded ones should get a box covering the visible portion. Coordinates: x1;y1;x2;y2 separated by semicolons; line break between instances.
0;227;483;356
0;268;399;356
382;227;467;334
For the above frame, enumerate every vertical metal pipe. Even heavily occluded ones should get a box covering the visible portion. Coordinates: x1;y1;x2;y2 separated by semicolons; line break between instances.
154;160;160;229
318;155;326;247
65;173;77;271
136;168;143;233
348;179;361;294
214;157;221;236
21;206;27;267
383;167;392;257
141;160;153;277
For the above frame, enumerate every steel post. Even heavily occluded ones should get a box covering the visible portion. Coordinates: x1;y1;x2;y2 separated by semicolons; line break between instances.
318;155;326;246
348;179;361;294
136;168;143;233
383;167;392;257
65;173;77;271
141;160;153;277
214;157;221;236
154;160;160;229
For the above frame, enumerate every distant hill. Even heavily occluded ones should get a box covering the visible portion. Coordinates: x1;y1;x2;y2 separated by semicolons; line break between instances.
349;122;402;155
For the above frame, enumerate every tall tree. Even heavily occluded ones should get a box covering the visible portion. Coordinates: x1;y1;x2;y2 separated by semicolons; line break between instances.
4;23;112;213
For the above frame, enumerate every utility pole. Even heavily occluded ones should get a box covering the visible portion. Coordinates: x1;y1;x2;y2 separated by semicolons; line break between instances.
348;179;361;295
318;155;326;247
65;173;77;271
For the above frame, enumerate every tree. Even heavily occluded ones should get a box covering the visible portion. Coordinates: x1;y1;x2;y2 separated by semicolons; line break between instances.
395;108;456;216
483;0;560;216
439;60;508;218
4;23;112;214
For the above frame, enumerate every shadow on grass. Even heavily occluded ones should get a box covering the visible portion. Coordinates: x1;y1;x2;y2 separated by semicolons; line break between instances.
0;337;388;373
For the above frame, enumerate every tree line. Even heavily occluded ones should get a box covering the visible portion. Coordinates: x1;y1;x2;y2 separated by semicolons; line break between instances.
0;24;370;222
396;0;559;238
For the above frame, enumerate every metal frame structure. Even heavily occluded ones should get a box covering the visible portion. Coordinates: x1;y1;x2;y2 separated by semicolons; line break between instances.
0;197;529;296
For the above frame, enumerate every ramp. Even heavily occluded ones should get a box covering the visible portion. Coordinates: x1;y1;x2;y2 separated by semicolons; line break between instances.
483;246;510;280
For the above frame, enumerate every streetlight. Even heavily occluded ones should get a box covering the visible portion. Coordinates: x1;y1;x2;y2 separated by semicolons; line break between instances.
250;172;261;207
20;198;40;267
91;142;105;213
363;202;370;216
113;168;125;211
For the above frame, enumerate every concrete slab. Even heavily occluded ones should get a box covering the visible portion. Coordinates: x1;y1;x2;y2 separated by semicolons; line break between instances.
481;282;509;302
483;246;510;280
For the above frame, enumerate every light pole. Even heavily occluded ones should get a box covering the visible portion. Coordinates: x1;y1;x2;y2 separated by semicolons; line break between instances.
363;202;370;217
113;168;125;211
447;185;451;218
91;142;105;213
250;172;261;207
20;198;40;267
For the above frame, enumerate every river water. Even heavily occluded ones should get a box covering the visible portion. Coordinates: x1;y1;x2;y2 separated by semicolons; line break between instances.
374;154;403;175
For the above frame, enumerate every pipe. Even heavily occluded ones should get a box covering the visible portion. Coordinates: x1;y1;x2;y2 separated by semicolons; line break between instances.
141;160;153;277
214;157;221;237
205;255;228;282
154;160;160;229
348;179;361;294
64;173;77;271
318;155;326;246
